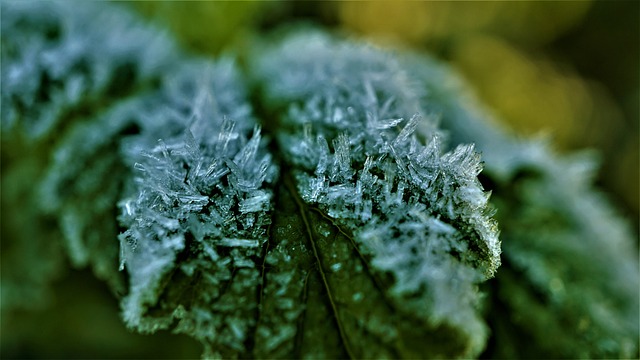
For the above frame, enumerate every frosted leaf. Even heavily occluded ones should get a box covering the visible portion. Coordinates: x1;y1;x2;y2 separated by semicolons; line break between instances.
117;59;276;357
10;2;633;359
1;0;177;140
252;30;500;358
1;0;180;299
403;52;639;359
3;3;506;358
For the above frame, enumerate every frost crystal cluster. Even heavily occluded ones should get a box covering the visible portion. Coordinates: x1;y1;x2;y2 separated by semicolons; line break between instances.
1;0;177;139
117;61;276;356
253;32;500;357
2;1;638;360
2;0;177;302
405;54;640;358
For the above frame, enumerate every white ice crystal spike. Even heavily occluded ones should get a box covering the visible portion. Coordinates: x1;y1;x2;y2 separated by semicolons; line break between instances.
204;159;220;178
393;113;420;149
184;129;201;163
156;138;171;159
376;117;405;130
332;133;353;181
234;126;262;168
443;144;483;180
213;117;235;153
239;191;271;214
315;135;330;176
217;238;261;248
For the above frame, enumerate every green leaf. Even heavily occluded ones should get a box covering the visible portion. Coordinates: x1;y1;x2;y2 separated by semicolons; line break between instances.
1;0;177;307
110;30;499;357
10;2;636;359
2;3;499;358
403;53;640;358
253;175;480;359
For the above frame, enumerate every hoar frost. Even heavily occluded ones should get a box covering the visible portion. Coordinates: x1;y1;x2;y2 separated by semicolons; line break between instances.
253;31;501;357
5;2;635;359
117;60;277;356
403;52;639;359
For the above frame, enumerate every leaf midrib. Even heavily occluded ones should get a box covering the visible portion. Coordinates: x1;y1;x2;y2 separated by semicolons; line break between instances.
284;172;356;360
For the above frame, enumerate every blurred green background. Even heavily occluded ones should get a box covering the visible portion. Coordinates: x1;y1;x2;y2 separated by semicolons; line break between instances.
3;1;637;358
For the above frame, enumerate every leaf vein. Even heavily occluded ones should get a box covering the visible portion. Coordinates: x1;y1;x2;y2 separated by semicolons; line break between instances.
285;174;355;360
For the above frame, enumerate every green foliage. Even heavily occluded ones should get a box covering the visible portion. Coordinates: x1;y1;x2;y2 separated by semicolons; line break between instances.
1;1;637;359
403;54;640;358
1;0;177;307
251;32;500;358
116;60;276;357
